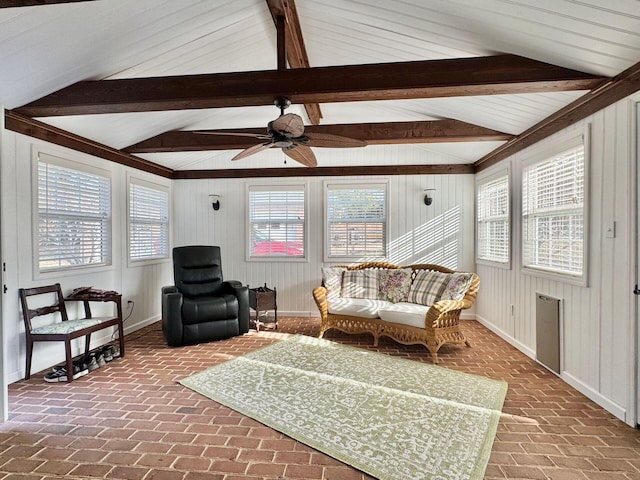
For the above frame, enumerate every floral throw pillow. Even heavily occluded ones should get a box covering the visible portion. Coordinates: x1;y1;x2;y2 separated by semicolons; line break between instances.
322;267;346;302
407;270;451;306
341;269;379;299
441;273;474;301
378;268;412;303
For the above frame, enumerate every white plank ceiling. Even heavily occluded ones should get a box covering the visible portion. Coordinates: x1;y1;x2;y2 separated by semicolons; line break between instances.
1;0;639;170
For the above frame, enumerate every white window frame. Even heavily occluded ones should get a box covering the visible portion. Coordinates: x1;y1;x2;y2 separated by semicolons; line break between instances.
127;174;171;266
324;181;388;262
476;165;511;268
33;151;112;276
520;126;589;285
246;183;308;262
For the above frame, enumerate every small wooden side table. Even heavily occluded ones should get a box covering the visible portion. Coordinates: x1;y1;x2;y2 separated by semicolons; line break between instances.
249;285;277;331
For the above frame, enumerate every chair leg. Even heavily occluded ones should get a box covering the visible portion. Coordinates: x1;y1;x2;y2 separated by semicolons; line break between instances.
24;339;33;380
84;333;92;356
117;322;125;358
65;340;74;383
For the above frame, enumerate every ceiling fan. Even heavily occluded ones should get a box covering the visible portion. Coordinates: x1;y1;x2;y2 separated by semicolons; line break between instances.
195;97;367;167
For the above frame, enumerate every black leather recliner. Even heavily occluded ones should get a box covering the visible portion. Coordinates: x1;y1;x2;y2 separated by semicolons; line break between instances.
162;245;250;347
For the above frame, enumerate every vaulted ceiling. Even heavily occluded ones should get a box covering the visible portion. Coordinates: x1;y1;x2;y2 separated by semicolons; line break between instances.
2;0;640;179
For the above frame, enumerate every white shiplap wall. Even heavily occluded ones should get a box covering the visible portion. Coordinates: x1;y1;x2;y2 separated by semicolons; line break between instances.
0;128;173;383
172;152;476;317
476;93;640;426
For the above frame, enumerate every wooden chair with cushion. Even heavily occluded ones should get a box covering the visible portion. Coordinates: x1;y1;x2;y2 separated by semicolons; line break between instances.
19;283;124;382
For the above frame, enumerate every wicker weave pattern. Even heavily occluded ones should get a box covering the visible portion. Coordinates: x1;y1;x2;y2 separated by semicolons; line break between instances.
313;262;479;363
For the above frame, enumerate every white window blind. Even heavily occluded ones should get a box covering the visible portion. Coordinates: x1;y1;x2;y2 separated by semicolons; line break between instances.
522;142;585;277
249;185;305;258
129;180;169;261
38;155;111;272
326;184;386;258
477;173;510;264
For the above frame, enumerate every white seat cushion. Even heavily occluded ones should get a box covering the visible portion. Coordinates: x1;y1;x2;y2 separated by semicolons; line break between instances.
378;302;430;328
328;298;391;318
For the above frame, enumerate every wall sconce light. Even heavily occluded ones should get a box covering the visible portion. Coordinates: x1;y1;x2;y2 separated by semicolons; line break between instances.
209;194;221;211
423;188;435;206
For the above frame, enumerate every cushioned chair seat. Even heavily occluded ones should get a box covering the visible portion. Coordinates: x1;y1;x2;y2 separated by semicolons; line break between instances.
30;317;106;335
378;302;430;329
328;298;391;318
182;295;238;325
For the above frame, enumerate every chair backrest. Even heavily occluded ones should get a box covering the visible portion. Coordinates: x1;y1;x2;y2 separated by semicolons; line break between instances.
173;245;224;298
19;283;69;333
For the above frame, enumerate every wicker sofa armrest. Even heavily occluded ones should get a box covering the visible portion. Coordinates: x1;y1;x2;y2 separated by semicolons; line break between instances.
312;286;329;319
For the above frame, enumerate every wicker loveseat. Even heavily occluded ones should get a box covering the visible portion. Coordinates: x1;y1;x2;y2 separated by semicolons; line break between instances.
312;262;479;363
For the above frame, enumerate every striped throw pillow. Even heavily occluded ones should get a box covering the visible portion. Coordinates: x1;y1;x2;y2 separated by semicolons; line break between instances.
407;270;451;306
341;269;379;299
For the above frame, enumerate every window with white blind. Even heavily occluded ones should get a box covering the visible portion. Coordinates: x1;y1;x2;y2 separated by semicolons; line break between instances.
36;153;111;272
248;184;306;259
325;183;387;259
128;178;170;262
476;170;510;266
522;132;587;281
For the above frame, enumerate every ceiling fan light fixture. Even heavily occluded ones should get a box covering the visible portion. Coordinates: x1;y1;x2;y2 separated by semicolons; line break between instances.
274;96;291;114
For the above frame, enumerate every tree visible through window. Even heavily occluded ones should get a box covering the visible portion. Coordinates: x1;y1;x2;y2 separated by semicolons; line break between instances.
326;184;386;258
248;185;305;258
37;154;111;272
522;140;585;277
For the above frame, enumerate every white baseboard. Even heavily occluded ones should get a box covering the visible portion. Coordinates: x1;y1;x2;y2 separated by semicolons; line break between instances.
561;372;627;423
475;315;629;425
474;314;536;359
278;311;315;318
123;314;161;335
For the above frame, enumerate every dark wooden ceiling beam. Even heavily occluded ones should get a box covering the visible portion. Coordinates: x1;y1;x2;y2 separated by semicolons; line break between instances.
174;163;473;179
4;110;174;178
15;55;605;117
124;120;512;153
0;0;93;7
266;0;322;125
474;59;640;171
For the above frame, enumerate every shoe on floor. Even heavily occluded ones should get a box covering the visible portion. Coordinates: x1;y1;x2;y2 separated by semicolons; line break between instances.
101;345;114;362
52;361;87;379
85;353;100;372
96;353;107;368
44;368;68;382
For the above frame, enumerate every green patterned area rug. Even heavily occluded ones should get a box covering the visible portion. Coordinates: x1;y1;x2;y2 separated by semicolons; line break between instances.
180;335;508;480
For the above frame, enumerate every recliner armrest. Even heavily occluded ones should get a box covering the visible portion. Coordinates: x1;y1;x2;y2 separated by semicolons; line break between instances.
223;281;250;334
162;287;184;347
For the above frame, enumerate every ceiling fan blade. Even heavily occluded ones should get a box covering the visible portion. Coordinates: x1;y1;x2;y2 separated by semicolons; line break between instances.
305;132;368;148
232;142;273;161
271;113;305;137
283;145;317;167
193;131;269;139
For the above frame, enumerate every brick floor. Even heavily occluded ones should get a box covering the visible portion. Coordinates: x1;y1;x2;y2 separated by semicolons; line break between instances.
3;318;640;479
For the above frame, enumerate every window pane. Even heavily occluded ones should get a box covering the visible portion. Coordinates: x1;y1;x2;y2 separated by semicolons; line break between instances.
326;185;386;258
38;158;111;271
129;182;170;261
476;174;509;263
249;187;305;257
522;144;585;276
